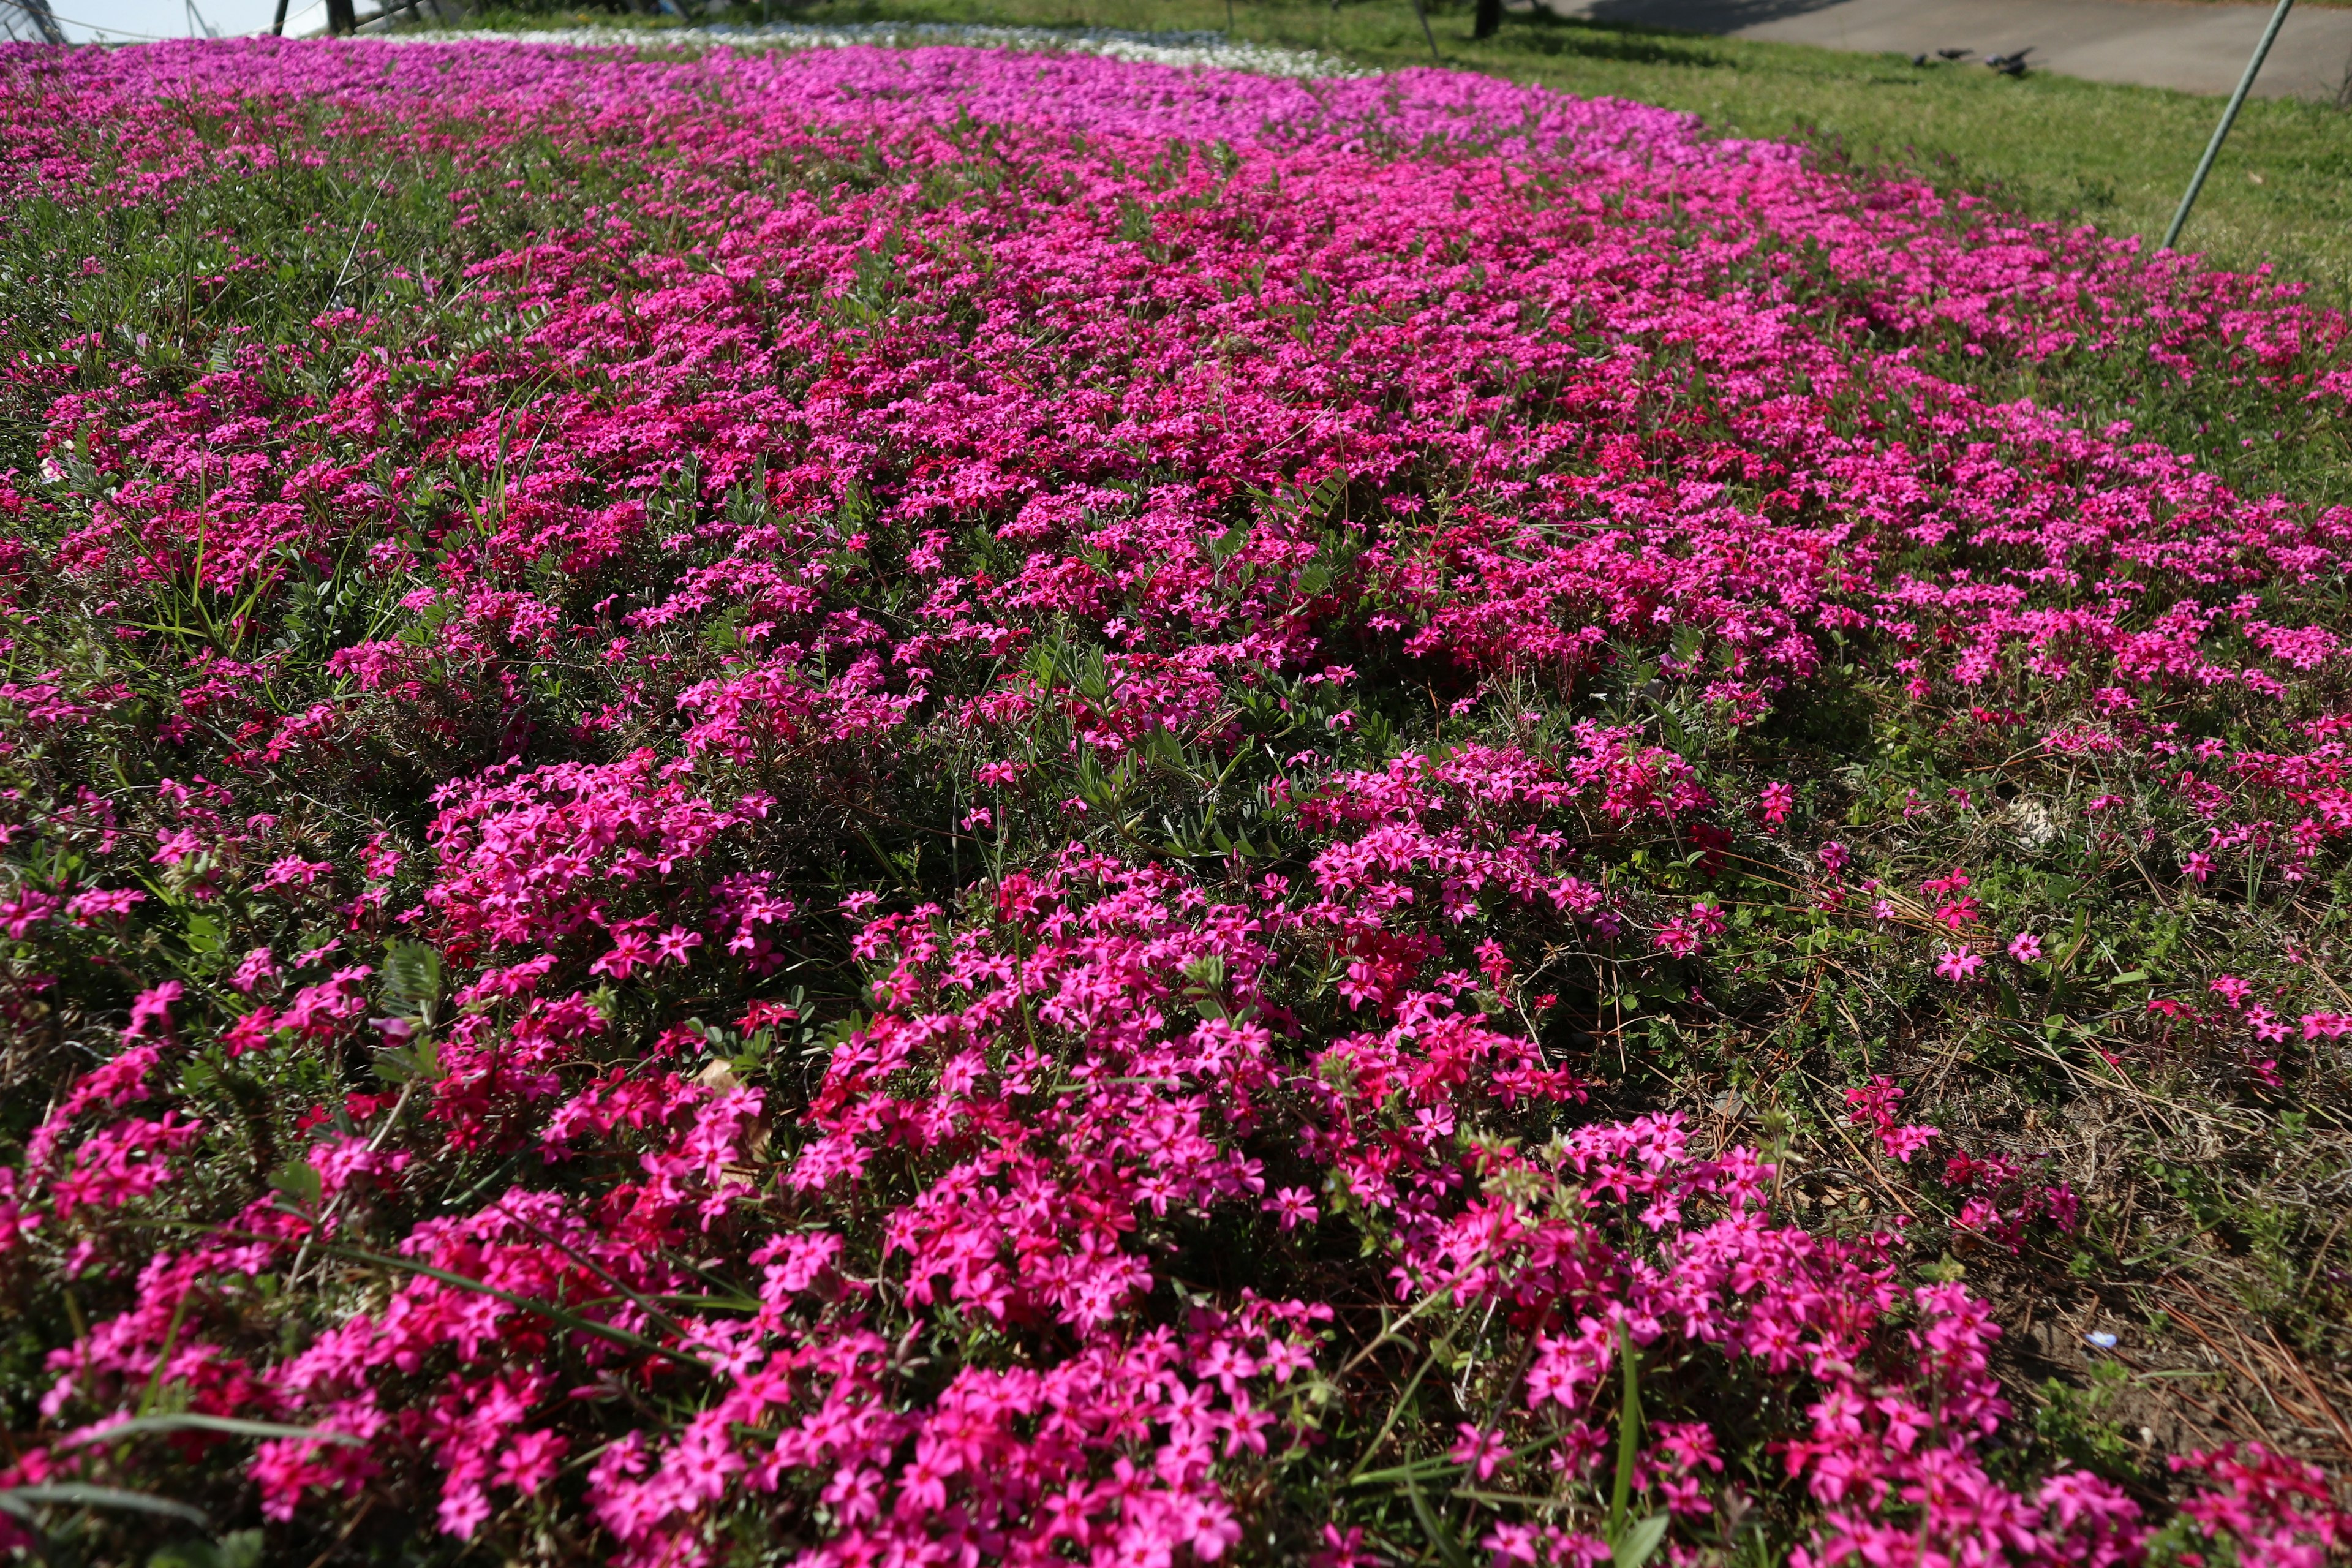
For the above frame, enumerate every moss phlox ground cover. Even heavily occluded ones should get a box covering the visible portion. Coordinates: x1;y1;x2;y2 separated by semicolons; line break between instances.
0;36;2349;1568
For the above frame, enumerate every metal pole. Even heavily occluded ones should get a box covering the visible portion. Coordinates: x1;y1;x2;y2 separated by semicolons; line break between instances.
271;0;291;32
2162;0;2294;251
1407;0;1438;62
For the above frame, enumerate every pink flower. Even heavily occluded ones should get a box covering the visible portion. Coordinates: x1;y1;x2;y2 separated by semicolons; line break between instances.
1313;1526;1379;1568
590;931;654;981
0;889;59;938
1263;1187;1319;1229
1847;1076;1940;1162
1933;896;1981;932
1880;1123;1942;1163
2209;974;2252;1009
230;947;279;993
27;45;2348;1568
1482;1522;1541;1564
64;887;142;926
149;827;205;866
1447;1423;1509;1481
124;979;184;1042
494;1430;568;1496
259;855;331;891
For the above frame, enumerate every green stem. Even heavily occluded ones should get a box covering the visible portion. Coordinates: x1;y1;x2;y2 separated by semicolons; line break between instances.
1608;1319;1642;1542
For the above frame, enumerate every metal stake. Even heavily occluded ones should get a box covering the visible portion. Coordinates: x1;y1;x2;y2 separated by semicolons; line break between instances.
1407;0;1438;62
2162;0;2293;251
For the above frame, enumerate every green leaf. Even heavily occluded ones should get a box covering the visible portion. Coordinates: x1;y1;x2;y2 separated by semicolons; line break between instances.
0;1483;209;1527
151;1528;265;1568
65;1413;363;1448
381;938;445;1027
372;1035;440;1086
1609;1321;1643;1539
1400;1462;1471;1568
268;1157;322;1211
309;1242;712;1376
181;913;223;957
1611;1512;1670;1568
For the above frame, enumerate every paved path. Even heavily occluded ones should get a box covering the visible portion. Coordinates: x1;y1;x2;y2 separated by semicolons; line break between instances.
1547;0;2352;101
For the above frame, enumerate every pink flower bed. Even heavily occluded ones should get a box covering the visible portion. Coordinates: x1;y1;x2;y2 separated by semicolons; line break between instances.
0;34;2346;1568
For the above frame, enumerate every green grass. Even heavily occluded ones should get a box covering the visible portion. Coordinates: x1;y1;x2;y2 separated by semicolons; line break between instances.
518;0;2352;302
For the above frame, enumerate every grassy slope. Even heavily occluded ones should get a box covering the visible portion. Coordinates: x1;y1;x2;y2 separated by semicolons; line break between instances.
477;0;2352;1489
612;0;2352;1490
565;0;2352;301
5;12;2345;1551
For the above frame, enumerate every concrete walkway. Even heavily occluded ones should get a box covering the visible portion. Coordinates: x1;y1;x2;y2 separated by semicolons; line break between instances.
1547;0;2352;102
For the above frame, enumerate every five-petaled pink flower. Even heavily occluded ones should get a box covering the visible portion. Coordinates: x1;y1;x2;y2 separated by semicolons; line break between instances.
1936;949;1983;983
1264;1187;1320;1230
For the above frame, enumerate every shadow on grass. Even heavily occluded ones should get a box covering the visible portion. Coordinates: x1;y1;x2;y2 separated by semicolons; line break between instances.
1477;9;1737;67
1574;0;1848;31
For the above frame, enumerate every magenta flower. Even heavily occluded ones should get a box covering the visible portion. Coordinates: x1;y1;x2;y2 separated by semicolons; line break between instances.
123;979;184;1042
1880;1123;1942;1163
1449;1423;1510;1481
1263;1186;1320;1229
1933;896;1982;932
63;886;143;926
13;38;2347;1568
0;893;60;944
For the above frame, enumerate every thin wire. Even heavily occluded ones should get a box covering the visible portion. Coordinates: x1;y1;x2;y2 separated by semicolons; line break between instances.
37;8;177;37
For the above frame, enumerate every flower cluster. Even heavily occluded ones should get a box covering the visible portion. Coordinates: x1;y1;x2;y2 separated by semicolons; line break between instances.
0;31;2346;1568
